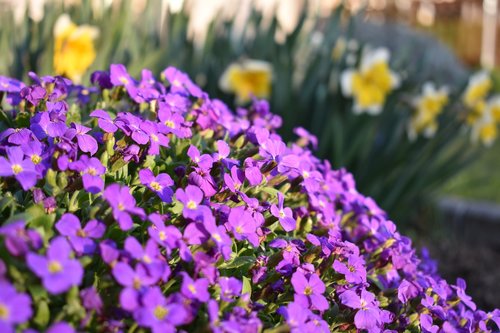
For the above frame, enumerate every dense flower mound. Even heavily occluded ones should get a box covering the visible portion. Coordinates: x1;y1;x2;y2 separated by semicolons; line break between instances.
0;66;498;333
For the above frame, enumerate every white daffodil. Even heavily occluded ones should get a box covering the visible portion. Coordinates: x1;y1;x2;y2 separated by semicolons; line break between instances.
219;59;273;103
407;82;449;140
341;47;400;115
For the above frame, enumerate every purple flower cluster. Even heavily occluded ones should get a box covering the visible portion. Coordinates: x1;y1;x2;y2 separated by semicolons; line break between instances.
0;67;498;333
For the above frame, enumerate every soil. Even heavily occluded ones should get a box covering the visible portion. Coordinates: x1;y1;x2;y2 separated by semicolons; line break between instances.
423;238;500;311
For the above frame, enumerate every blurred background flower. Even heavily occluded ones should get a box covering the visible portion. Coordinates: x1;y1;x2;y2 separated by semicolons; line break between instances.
53;14;99;82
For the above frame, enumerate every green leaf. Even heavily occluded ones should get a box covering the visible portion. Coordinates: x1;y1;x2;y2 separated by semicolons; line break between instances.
242;276;252;296
218;256;255;269
33;300;50;327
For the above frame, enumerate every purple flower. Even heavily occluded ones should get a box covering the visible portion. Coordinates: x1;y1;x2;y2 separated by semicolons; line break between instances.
181;273;210;302
139;169;174;203
397;279;420;304
140;121;170;155
188;145;213;170
90;70;113;89
162;66;203;98
420;313;439;333
227;206;259;247
0;146;38;190
175;185;206;220
55;213;105;254
219;277;242;302
270;192;296;232
80;286;103;314
46;322;75;333
0;281;32;332
340;289;382;331
453;278;476;311
112;262;158;311
110;64;135;87
90;109;118;133
26;237;83;294
278;302;312;332
69;156;106;193
333;255;367;285
30;111;67;139
291;270;329;311
104;184;146;230
20;85;46;105
0;221;42;256
135;286;187;333
67;123;98;155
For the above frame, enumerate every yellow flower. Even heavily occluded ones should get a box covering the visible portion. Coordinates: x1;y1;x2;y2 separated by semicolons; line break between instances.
408;83;449;140
488;96;500;123
341;48;400;115
463;71;492;109
219;59;272;103
471;105;498;146
53;14;99;83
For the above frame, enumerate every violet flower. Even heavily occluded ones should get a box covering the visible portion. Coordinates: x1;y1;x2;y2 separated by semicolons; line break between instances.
139;169;174;203
112;262;159;311
0;146;38;190
0;281;32;332
227;206;259;247
180;272;210;302
26;237;83;294
55;213;105;254
70;156;106;193
340;289;382;331
270;192;296;232
104;184;146;230
291;270;329;311
136;286;187;333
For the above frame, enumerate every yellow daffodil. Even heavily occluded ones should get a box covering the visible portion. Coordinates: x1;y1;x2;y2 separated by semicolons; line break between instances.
463;70;492;109
408;82;449;140
53;14;99;83
219;59;272;103
341;47;400;115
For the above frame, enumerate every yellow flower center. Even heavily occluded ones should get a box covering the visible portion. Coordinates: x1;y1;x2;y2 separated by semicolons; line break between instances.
87;167;97;176
119;77;129;85
143;255;152;264
151;134;159;142
31;154;42;165
212;233;222;242
48;260;63;273
165;120;175;128
11;164;23;174
76;229;87;237
235;226;243;234
188;284;197;294
133;277;141;290
304;286;313;295
302;170;310;178
118;203;125;211
186;200;197;209
159;231;167;241
150;181;163;191
81;89;89;96
0;303;9;320
154;305;169;320
279;210;286;218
